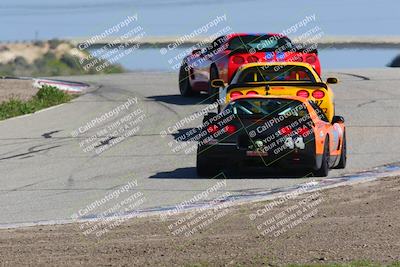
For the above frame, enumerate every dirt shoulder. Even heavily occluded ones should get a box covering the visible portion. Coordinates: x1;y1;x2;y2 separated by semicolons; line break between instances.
0;79;37;103
0;176;399;266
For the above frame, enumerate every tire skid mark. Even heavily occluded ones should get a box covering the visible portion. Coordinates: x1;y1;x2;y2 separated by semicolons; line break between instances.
0;144;61;161
336;72;371;81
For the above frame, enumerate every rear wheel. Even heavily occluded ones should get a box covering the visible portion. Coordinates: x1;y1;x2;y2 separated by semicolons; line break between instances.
179;64;194;97
335;131;347;169
314;137;330;177
196;147;219;177
208;66;219;102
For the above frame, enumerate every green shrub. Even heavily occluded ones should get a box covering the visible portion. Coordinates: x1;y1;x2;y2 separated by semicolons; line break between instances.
35;85;72;104
0;64;15;76
48;39;63;49
0;85;73;120
60;54;82;70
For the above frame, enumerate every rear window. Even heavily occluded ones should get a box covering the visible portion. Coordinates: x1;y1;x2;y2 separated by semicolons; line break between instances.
238;65;316;83
308;100;329;122
228;35;293;52
227;98;308;117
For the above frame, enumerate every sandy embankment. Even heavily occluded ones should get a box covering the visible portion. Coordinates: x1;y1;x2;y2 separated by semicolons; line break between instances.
0;79;37;103
0;176;399;266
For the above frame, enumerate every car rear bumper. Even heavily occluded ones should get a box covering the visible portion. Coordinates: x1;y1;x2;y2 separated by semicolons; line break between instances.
197;142;319;170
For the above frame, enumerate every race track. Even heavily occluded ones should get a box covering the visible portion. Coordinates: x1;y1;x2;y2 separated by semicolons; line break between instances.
1;68;400;226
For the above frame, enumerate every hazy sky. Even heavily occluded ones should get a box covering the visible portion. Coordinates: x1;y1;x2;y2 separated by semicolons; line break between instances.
0;0;399;41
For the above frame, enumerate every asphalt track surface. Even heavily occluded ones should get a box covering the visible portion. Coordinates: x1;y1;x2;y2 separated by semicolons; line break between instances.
1;68;400;226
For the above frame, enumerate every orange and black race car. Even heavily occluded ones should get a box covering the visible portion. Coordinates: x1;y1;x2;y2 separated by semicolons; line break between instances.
197;95;346;177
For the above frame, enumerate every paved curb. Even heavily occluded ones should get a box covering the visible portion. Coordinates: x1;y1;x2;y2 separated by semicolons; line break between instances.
32;78;90;94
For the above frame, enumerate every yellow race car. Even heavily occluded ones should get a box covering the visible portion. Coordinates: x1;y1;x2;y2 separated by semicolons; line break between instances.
212;62;338;121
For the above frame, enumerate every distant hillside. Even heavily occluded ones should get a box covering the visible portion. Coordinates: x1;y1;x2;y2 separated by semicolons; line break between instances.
0;40;124;77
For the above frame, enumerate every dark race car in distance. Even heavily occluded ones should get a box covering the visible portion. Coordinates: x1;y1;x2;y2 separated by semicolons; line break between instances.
179;33;320;100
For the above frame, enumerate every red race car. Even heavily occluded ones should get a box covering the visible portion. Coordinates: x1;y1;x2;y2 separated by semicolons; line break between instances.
179;33;320;100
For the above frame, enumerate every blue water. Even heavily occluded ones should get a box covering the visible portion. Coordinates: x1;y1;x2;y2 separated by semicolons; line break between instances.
102;48;399;71
1;0;399;70
318;48;399;69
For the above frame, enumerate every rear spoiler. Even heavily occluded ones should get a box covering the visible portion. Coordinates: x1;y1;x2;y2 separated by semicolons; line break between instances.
228;49;249;56
226;82;328;92
228;45;318;56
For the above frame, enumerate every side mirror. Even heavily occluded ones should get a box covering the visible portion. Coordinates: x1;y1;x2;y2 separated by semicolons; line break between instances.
332;115;345;124
326;77;338;84
211;79;225;88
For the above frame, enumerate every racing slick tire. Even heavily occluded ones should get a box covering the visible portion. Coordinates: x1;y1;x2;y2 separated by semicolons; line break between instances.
179;64;195;97
208;65;219;102
196;148;219;177
335;131;347;169
313;137;330;177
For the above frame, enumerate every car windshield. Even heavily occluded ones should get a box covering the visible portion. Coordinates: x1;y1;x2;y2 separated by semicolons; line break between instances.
227;98;308;117
238;65;316;83
228;35;293;52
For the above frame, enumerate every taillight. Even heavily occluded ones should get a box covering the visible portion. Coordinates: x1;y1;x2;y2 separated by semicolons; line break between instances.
207;125;219;134
224;124;237;134
230;91;243;99
296;90;309;98
280;126;292;136
247;56;258;63
306;55;317;64
312;90;325;99
246;91;258;95
232;56;245;64
295;56;303;62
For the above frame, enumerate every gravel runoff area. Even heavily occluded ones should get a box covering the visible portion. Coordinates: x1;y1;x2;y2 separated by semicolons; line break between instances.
0;176;399;266
0;79;37;102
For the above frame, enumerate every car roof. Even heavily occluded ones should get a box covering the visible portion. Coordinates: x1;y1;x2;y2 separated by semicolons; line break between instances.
231;62;321;83
226;33;287;40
